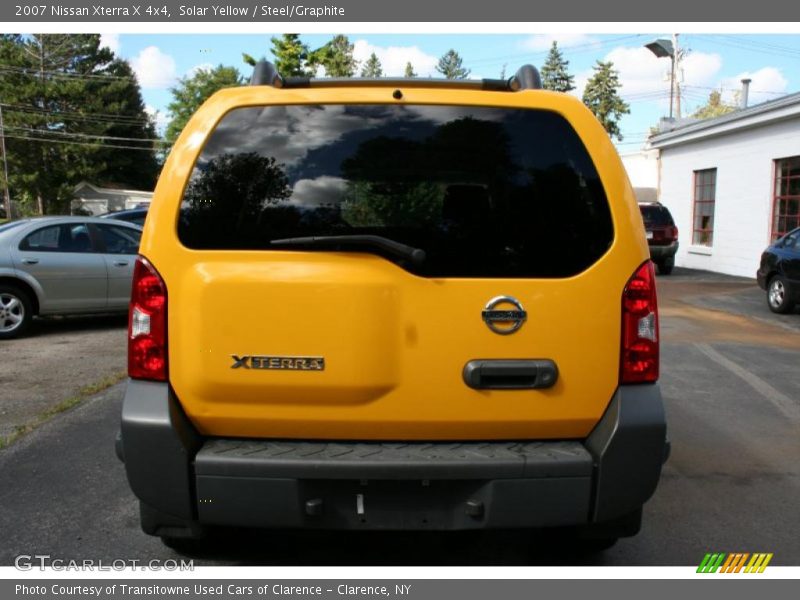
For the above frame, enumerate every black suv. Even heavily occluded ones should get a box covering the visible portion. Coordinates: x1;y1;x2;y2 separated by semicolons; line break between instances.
639;202;678;275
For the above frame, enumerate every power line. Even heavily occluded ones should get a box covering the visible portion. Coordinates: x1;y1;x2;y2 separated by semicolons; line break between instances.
1;101;153;120
2;133;162;152
0;104;154;127
624;91;671;100
466;34;645;67
716;35;800;58
0;64;137;82
682;84;785;96
689;34;800;60
2;125;167;145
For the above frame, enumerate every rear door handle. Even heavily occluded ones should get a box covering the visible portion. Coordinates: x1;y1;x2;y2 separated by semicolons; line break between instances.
113;260;129;267
463;359;559;390
21;258;39;265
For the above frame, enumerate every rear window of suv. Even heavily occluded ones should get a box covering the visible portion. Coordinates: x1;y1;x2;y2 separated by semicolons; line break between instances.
639;204;675;227
178;104;613;278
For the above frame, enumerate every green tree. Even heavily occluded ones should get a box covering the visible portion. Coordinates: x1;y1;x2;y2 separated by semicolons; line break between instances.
0;34;159;215
582;60;630;141
268;34;314;77
436;49;471;79
313;35;358;77
540;41;575;92
360;52;383;78
404;62;417;78
165;65;243;146
96;59;160;192
692;89;737;119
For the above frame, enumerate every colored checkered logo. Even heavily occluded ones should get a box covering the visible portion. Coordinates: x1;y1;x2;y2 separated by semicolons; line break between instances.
697;553;773;573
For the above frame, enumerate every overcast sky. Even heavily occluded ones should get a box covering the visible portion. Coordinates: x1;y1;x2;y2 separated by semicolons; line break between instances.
100;33;800;151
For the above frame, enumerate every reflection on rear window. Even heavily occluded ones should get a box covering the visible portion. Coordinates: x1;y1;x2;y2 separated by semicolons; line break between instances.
179;104;613;278
640;205;675;227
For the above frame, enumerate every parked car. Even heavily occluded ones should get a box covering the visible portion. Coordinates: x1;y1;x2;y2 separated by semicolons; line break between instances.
757;227;800;314
118;62;668;550
0;216;142;339
99;207;149;227
638;201;679;275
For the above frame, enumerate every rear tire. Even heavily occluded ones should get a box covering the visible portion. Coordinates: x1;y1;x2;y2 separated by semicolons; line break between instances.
656;260;674;275
160;535;211;554
0;284;33;339
139;501;207;553
563;508;641;553
767;275;795;314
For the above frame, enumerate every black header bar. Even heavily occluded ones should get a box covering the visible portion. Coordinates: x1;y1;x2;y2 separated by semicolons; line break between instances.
3;0;798;22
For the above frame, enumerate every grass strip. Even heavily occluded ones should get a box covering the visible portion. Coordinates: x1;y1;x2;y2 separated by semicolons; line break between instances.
0;370;126;450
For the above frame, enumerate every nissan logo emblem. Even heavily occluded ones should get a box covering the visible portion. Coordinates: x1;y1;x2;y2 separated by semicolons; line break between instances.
481;296;527;335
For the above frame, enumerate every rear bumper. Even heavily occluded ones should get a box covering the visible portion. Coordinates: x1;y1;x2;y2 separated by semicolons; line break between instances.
647;241;678;261
118;381;668;532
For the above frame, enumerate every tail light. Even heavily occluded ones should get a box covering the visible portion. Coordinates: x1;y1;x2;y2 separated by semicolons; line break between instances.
128;257;167;381
666;225;678;242
620;261;659;384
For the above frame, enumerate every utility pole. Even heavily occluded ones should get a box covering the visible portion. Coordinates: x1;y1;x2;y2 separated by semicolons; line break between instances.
668;52;675;119
0;104;12;220
673;33;681;120
37;36;46;215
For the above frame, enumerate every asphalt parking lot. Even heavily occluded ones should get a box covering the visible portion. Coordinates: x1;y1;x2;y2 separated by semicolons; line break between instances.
0;268;798;565
0;314;127;442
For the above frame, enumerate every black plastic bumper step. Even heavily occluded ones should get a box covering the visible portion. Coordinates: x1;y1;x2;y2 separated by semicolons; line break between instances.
195;439;592;480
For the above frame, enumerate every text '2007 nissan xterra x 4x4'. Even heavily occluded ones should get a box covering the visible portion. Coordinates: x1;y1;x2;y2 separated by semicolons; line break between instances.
117;62;669;549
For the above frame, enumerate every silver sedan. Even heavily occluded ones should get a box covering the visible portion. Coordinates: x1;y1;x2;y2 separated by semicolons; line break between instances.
0;216;142;339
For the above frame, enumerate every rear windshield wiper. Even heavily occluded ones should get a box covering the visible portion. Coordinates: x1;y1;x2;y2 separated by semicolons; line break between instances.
270;235;426;265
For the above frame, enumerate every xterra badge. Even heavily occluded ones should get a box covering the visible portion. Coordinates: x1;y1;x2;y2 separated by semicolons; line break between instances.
481;296;527;335
231;355;325;371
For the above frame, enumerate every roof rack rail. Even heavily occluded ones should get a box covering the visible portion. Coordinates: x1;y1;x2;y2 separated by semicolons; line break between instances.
250;60;542;92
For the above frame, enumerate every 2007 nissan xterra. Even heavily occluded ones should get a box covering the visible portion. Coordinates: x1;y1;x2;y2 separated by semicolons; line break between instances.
117;62;669;549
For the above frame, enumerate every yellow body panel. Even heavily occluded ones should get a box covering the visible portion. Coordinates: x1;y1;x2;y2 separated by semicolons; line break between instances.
140;85;650;440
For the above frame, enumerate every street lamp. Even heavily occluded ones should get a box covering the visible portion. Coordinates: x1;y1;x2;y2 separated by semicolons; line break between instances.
646;38;676;119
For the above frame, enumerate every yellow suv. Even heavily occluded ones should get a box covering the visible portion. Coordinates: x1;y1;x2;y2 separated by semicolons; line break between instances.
117;62;669;549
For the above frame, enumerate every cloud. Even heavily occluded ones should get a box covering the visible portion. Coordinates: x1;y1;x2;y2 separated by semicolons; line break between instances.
681;52;725;88
144;105;169;131
290;176;348;207
100;33;120;54
519;34;598;52
131;46;177;89
352;40;439;77
574;46;722;102
200;104;370;169
720;67;788;106
186;62;215;78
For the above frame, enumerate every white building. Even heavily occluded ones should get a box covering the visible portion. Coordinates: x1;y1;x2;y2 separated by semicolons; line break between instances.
649;93;800;278
71;181;153;215
620;148;659;203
